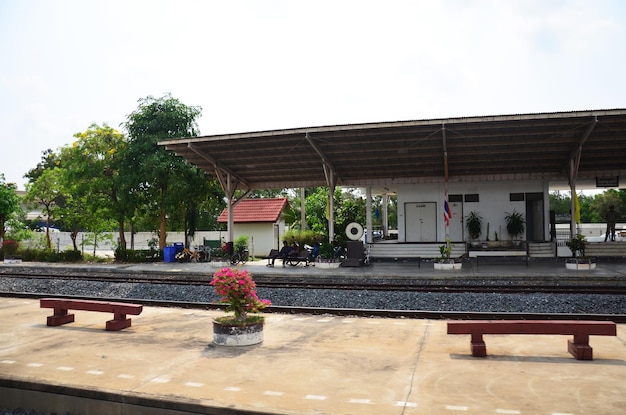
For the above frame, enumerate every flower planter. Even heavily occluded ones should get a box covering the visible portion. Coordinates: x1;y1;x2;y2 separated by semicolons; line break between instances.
210;260;231;268
212;319;264;346
434;262;462;270
565;261;596;270
316;261;340;269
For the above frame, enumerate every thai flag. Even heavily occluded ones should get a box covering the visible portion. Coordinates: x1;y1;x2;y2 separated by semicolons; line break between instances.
443;196;452;227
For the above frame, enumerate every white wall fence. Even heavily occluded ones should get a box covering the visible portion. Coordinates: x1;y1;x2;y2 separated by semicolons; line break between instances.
27;231;230;257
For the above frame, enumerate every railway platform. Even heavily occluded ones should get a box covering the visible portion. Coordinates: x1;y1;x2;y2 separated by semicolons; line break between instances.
1;297;625;415
1;259;626;414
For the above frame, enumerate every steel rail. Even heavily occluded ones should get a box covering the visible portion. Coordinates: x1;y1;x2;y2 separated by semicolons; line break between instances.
2;271;626;295
2;291;626;323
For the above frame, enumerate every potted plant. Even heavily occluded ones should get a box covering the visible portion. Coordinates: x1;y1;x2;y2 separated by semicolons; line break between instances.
210;267;272;346
565;234;596;270
316;242;341;269
505;210;525;242
434;238;462;270
465;211;483;241
209;247;231;267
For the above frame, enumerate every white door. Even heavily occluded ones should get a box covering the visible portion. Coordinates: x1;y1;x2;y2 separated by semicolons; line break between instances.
405;202;437;242
448;200;464;241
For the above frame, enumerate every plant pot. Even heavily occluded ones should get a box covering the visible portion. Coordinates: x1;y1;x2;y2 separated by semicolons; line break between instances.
213;319;264;346
316;261;340;269
434;261;462;270
565;259;596;270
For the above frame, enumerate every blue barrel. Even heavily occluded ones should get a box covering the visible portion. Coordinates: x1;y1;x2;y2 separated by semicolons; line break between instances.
173;242;184;253
163;246;176;263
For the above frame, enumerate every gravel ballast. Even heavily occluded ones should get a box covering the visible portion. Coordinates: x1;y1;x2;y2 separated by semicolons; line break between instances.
1;276;625;315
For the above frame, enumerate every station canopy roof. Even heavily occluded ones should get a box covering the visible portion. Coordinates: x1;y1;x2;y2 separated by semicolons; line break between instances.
159;109;626;192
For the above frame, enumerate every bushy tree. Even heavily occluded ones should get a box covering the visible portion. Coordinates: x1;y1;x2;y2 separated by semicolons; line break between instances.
59;124;129;249
0;174;20;243
123;93;204;249
23;168;63;249
591;189;623;223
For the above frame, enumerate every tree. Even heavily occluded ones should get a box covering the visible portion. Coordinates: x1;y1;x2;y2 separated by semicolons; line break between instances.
24;149;61;182
123;94;203;249
59;124;129;249
0;174;20;243
166;165;224;246
591;189;623;223
23;168;63;249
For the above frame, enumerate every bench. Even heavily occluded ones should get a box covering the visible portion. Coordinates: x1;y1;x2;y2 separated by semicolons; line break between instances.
284;251;310;267
264;249;280;266
470;250;528;267
40;298;143;331
447;320;617;360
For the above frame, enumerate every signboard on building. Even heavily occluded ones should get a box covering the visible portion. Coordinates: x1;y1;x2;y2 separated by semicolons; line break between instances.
596;176;619;187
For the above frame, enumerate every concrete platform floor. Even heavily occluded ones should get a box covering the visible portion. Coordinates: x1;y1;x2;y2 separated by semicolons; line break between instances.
1;297;625;414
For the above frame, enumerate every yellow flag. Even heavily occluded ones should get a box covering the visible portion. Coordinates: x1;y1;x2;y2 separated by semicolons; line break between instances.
325;197;330;221
573;192;581;224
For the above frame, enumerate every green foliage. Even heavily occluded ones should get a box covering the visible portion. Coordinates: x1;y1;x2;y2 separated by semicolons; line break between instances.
114;248;160;263
122;93;208;249
23;168;63;249
24;149;60;183
504;210;525;239
281;228;324;247
465;211;483;240
591;189;623;223
0;174;20;241
550;190;623;223
234;235;249;252
59;123;130;249
318;242;335;259
439;238;453;261
566;234;587;258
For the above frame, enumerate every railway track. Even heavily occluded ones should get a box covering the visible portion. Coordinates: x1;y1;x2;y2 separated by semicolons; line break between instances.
3;291;626;323
1;269;626;294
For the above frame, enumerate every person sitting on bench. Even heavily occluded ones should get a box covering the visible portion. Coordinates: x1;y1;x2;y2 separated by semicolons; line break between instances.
270;241;293;267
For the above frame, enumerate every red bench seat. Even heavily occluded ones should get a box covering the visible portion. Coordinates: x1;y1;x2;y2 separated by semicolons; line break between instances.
40;298;143;331
447;320;617;360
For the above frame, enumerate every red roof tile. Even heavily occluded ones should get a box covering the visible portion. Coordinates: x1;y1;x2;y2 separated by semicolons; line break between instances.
217;198;289;223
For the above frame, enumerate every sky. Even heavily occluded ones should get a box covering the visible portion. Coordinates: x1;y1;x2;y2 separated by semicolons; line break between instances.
1;0;626;190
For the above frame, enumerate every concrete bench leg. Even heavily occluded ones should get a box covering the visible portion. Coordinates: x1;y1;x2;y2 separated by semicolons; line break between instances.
471;333;487;357
568;334;593;360
47;308;75;326
106;313;132;331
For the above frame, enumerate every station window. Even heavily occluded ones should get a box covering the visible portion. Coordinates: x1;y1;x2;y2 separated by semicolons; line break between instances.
510;193;525;201
449;194;463;203
464;194;479;203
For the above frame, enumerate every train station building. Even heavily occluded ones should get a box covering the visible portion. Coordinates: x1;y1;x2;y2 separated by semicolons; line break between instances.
160;109;626;256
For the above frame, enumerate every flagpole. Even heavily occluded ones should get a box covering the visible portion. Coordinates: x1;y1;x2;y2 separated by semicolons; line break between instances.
442;124;450;241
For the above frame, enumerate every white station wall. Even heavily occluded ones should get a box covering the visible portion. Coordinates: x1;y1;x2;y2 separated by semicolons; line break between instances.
397;180;549;242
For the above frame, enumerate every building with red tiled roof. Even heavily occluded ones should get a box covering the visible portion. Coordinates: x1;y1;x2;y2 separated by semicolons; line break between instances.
217;198;288;224
217;198;289;256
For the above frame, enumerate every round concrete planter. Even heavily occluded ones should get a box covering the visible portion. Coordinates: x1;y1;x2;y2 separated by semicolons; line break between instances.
210;260;231;268
434;261;462;270
213;319;264;346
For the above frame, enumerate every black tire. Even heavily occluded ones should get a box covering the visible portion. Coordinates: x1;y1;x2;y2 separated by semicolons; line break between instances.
197;251;208;262
176;251;191;263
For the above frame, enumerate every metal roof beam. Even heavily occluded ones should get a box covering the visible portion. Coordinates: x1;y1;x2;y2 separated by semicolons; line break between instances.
305;132;342;184
187;143;249;189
